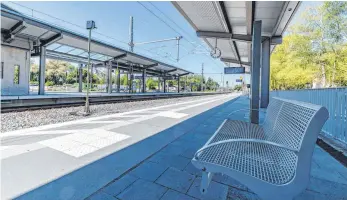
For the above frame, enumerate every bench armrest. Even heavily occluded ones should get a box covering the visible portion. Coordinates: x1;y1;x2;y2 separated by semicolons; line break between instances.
194;139;298;160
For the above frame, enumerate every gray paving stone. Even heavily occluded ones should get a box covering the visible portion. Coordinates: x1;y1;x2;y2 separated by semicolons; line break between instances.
187;177;228;200
227;188;260;200
160;189;196;200
184;162;201;176
117;179;167;200
102;174;138;196
307;177;347;198
129;161;167;181
213;174;248;191
88;191;118;200
149;152;191;170
156;167;195;193
294;190;341;200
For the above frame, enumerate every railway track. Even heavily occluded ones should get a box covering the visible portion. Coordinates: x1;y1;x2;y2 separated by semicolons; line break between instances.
1;92;226;113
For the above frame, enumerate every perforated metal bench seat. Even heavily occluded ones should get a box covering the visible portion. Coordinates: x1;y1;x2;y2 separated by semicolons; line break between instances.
196;139;297;185
192;97;329;200
211;120;266;140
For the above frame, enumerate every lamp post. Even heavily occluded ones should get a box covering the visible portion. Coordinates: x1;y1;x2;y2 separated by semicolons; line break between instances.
85;20;96;114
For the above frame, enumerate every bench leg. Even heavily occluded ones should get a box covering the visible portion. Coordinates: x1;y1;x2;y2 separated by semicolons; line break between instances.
200;171;214;194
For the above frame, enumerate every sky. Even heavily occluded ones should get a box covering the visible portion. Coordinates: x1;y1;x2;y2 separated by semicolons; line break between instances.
5;1;321;88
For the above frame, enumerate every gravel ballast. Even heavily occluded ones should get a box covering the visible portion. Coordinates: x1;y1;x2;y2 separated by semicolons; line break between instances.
1;95;220;133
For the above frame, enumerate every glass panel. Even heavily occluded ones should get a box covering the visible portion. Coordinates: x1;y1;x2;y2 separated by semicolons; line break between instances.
68;49;85;55
46;43;61;50
55;45;75;53
14;65;20;84
100;56;112;61
79;52;89;57
90;53;104;59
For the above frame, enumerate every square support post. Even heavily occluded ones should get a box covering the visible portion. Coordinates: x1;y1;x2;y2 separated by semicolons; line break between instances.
164;78;167;93
261;38;270;108
38;46;46;95
142;69;146;93
117;69;121;93
177;76;180;93
78;64;83;93
107;61;112;94
250;20;262;124
158;77;161;92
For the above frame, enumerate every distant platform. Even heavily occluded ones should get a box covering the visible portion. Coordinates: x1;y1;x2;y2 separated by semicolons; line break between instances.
1;92;228;111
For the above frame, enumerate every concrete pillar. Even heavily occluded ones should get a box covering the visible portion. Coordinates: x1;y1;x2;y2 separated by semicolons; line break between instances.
117;69;121;93
250;20;262;124
158;77;161;92
261;38;270;108
142;69;146;93
78;64;83;92
164;79;167;93
107;61;112;94
38;46;46;95
177;76;180;93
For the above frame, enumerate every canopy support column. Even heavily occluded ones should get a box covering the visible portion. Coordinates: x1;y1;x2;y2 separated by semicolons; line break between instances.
261;38;270;108
164;78;167;93
142;69;146;93
38;46;46;95
158;77;161;92
177;76;180;93
78;64;83;93
117;69;121;93
107;61;112;94
250;20;261;124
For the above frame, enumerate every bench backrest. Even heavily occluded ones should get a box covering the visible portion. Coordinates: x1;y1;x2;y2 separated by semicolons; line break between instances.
263;97;329;151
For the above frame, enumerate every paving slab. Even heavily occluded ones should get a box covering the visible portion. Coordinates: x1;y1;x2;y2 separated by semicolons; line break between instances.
187;177;228;200
88;191;118;200
102;174;138;196
156;167;195;193
160;189;196;200
129;161;167;181
117;179;167;200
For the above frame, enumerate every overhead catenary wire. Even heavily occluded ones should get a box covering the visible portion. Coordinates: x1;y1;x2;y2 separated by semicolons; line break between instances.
6;1;181;64
141;2;225;69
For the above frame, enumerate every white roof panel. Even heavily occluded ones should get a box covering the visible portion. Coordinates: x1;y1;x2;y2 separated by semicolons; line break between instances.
173;1;301;67
1;3;192;76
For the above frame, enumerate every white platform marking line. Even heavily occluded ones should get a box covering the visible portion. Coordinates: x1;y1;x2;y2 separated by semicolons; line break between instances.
1;143;46;160
156;111;188;119
38;130;130;158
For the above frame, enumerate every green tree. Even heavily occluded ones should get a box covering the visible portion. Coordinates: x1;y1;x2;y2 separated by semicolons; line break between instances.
270;2;347;90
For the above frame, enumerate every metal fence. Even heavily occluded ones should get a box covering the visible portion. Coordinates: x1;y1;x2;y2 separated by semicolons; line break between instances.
271;88;347;147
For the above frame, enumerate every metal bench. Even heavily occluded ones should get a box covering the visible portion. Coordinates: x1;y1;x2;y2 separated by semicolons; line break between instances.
192;97;329;200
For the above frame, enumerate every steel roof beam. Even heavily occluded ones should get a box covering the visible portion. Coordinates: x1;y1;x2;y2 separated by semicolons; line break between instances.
113;53;127;60
220;57;251;66
2;21;27;43
219;1;242;67
145;63;158;69
46;50;102;64
197;31;282;45
165;69;177;73
178;72;190;77
40;33;62;47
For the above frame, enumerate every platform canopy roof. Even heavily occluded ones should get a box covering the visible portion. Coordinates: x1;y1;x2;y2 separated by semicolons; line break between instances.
172;1;301;69
0;4;192;77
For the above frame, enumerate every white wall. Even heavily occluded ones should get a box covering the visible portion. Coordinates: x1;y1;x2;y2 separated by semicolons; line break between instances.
1;45;31;95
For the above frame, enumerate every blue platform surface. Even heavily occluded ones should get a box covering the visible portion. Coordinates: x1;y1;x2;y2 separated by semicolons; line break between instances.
12;96;347;200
